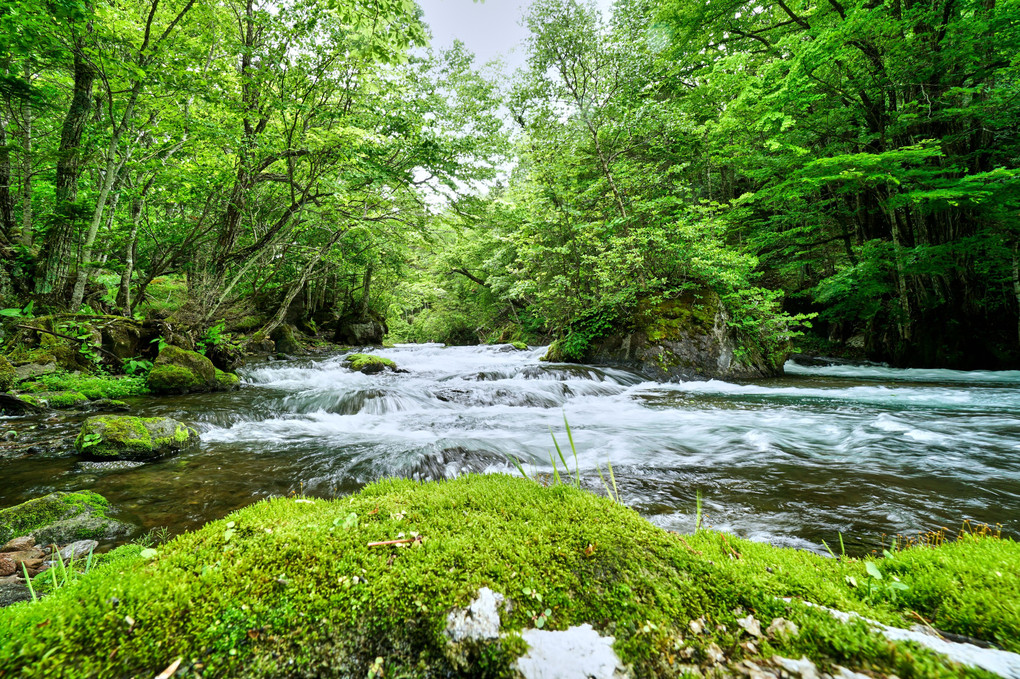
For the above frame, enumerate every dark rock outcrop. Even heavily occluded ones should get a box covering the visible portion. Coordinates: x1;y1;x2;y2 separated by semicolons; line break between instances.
544;291;785;381
334;312;387;346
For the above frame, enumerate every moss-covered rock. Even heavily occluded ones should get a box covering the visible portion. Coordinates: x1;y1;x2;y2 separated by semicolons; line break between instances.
0;475;1017;678
146;346;239;394
0;491;131;544
17;390;90;409
0;355;15;392
343;353;397;374
214;368;241;391
511;341;529;351
270;323;303;355
562;291;786;381
74;415;200;461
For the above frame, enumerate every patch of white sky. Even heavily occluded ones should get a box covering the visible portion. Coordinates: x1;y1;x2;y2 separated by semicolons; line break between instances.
411;0;614;206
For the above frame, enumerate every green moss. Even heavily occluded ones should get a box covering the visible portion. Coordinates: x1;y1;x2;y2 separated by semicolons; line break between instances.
539;339;567;362
18;390;90;409
214;368;241;390
20;371;149;399
510;341;529;351
74;415;199;460
0;491;110;543
344;353;396;373
636;292;721;343
0;355;15;391
146;364;202;394
0;476;1015;678
146;346;220;394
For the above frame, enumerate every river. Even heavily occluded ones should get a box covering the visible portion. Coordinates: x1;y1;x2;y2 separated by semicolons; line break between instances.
2;344;1019;554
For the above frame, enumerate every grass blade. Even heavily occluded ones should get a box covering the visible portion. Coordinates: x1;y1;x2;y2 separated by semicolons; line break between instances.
21;562;37;603
563;413;580;487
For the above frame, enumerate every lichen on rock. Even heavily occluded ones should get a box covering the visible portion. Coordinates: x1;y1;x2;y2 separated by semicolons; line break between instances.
74;415;199;461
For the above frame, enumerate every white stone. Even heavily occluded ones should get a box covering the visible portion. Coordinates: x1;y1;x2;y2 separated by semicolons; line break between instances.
514;623;629;679
785;599;1020;678
445;587;505;643
773;655;820;679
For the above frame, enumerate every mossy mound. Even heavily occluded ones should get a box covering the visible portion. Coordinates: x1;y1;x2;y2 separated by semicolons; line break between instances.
17;390;90;409
146;346;240;394
343;353;397;374
0;355;15;392
511;341;529;351
0;475;1017;678
214;368;241;391
74;415;200;461
0;491;131;544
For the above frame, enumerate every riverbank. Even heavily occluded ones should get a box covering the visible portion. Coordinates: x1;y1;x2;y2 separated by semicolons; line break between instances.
1;474;1017;678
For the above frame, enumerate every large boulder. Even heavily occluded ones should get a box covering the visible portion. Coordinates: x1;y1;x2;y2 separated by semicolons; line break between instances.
0;491;132;545
97;317;148;360
270;324;303;355
146;345;240;394
74;415;199;461
545;292;785;381
334;312;387;346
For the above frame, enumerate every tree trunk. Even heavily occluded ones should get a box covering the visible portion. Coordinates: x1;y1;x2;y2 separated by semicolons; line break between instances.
252;228;348;345
0;111;14;242
19;80;32;248
37;50;94;297
116;193;144;315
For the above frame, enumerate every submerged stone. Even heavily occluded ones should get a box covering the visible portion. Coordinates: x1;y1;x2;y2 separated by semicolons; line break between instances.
74;415;199;461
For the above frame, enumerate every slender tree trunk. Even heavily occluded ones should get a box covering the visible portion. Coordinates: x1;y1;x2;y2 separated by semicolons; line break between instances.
252;228;348;345
69;85;141;311
116;193;144;314
360;261;373;315
19;84;32;247
0;112;15;242
37;50;94;297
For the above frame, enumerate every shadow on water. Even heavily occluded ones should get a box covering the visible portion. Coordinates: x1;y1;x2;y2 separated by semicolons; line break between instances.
2;347;1019;554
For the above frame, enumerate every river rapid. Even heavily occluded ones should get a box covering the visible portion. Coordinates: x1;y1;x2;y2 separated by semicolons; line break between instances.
2;344;1019;554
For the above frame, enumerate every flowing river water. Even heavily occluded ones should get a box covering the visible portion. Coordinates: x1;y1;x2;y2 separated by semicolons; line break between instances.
2;344;1019;554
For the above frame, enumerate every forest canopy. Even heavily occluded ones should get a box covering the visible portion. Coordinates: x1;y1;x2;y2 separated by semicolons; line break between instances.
1;0;1017;369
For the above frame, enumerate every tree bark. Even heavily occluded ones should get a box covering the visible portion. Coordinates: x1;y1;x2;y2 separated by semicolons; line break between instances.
37;49;94;297
0;111;14;242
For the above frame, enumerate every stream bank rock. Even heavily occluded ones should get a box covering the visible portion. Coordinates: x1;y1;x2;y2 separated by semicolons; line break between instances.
0;491;131;544
543;291;786;381
334;311;387;346
146;345;240;394
74;415;199;461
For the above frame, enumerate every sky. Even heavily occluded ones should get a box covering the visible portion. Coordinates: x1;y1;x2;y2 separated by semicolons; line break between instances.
415;0;534;70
